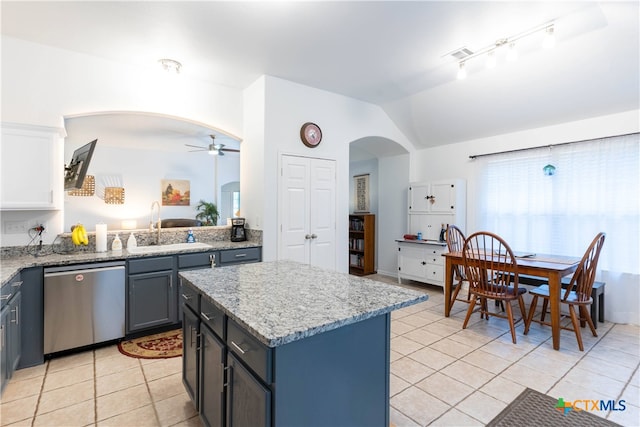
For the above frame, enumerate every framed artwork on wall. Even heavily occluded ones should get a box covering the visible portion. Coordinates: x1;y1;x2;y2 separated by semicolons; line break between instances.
162;179;190;206
354;174;370;213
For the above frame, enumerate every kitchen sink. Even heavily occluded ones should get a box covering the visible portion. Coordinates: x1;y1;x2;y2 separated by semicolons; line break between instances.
127;242;213;254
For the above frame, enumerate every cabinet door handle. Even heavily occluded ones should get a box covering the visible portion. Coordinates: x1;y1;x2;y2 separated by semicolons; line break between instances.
421;261;426;265
209;254;216;267
201;312;213;321
11;306;19;325
190;326;197;347
11;281;23;288
0;324;4;349
230;340;248;355
0;294;11;301
181;293;192;300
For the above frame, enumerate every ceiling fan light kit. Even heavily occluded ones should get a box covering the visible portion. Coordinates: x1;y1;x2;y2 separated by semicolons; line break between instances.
185;135;240;156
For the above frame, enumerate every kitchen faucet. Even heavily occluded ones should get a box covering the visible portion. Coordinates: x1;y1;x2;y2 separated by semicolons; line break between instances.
149;201;161;245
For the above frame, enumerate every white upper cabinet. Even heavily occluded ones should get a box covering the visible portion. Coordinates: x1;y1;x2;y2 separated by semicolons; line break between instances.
1;123;65;210
408;180;462;214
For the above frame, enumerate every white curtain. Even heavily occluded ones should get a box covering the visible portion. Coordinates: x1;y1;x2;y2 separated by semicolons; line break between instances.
475;133;639;275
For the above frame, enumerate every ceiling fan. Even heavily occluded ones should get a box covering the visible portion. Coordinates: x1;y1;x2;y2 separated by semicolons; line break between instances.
185;135;240;156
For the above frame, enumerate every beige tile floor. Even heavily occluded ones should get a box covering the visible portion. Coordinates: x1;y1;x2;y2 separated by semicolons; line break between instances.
1;274;639;426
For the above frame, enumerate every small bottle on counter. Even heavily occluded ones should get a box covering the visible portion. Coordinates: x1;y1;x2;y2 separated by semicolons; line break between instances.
127;232;137;249
417;232;422;240
111;234;122;252
186;229;196;243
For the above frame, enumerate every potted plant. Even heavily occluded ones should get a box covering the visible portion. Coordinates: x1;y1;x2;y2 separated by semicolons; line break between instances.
195;200;219;226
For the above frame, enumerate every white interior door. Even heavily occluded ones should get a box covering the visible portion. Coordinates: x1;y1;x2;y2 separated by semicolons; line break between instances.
309;159;336;270
279;155;336;269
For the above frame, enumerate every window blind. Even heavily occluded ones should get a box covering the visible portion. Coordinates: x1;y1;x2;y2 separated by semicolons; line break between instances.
475;133;639;274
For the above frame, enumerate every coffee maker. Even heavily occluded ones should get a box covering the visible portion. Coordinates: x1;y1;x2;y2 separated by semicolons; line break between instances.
230;217;247;242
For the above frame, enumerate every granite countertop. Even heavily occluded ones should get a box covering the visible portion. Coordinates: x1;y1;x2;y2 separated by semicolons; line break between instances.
0;240;261;286
179;260;429;348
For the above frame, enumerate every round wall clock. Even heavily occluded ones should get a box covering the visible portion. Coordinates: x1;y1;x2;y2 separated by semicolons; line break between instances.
300;122;322;148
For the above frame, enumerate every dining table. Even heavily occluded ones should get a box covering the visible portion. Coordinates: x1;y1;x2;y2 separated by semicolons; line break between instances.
443;251;581;350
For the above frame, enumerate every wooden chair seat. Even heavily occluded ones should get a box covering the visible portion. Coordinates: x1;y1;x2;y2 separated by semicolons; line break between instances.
524;232;605;351
462;231;528;344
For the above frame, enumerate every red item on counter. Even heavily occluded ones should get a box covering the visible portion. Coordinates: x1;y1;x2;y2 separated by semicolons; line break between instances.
403;234;417;240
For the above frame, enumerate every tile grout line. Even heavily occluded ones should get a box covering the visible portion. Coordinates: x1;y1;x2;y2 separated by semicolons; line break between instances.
93;350;97;426
139;358;163;427
30;359;50;427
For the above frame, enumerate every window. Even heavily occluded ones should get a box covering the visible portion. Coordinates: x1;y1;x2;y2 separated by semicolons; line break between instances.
475;133;639;274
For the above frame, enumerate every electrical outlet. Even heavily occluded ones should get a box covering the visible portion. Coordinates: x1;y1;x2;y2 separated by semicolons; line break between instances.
4;220;28;234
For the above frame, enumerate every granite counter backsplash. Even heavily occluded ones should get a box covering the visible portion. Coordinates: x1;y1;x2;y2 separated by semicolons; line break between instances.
1;226;262;286
1;226;262;258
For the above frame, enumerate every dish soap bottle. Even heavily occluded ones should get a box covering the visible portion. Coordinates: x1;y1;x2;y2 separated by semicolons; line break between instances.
186;229;196;243
127;232;137;249
111;233;122;252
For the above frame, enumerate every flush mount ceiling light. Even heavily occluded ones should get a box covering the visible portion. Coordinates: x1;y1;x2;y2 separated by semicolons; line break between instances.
158;58;182;74
450;21;555;80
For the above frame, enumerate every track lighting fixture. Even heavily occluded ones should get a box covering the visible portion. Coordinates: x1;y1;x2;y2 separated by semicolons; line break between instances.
448;21;555;80
457;62;467;80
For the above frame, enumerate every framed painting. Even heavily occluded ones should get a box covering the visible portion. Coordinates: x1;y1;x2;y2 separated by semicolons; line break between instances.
161;179;190;206
354;174;370;213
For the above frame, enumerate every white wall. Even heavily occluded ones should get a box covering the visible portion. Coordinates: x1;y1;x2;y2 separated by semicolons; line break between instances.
1;36;244;242
414;109;640;325
377;153;410;277
242;76;415;271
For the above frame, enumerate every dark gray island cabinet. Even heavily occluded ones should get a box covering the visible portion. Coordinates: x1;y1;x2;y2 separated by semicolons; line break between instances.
179;260;428;427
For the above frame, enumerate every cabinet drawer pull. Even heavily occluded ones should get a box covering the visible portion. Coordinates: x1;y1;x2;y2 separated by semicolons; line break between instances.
230;340;248;354
11;306;19;325
234;253;247;258
11;281;23;288
201;312;213;321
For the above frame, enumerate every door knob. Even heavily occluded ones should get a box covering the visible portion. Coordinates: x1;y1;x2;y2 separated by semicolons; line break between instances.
305;234;312;239
311;234;318;239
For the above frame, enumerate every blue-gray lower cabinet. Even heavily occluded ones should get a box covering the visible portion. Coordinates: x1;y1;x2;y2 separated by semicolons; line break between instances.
18;267;44;369
1;273;23;394
183;296;391;426
227;352;271;427
127;256;177;334
183;305;200;407
200;324;225;427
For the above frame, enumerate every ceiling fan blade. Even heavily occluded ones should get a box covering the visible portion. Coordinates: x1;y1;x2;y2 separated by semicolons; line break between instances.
220;148;240;153
185;144;207;149
218;150;225;156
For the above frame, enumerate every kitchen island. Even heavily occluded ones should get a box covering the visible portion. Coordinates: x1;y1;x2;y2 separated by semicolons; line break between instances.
179;260;428;427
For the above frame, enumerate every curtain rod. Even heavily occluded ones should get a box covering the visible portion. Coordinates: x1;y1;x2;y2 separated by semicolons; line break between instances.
468;132;638;160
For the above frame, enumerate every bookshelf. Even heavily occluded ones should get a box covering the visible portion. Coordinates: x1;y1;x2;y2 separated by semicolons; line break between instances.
349;213;376;275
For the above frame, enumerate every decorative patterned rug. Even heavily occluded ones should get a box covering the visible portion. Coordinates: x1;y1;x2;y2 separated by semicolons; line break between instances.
118;329;183;359
487;388;621;427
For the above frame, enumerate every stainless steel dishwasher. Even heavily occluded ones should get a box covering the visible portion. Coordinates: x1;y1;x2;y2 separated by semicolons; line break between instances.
44;261;125;354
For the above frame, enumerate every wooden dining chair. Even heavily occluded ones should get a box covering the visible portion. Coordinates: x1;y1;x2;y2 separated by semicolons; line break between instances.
462;231;528;344
524;232;605;351
446;225;477;308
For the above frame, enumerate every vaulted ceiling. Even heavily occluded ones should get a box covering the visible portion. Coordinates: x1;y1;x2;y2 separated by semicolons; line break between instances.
2;1;638;150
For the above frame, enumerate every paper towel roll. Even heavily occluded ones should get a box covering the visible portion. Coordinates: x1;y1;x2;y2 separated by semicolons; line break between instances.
96;223;108;252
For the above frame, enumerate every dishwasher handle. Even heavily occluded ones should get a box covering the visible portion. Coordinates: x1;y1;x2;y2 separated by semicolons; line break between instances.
45;265;125;278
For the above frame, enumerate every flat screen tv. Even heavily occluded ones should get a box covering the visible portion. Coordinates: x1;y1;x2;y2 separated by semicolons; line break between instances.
64;139;97;190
